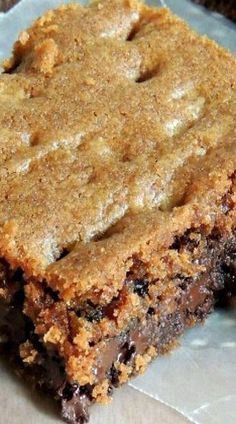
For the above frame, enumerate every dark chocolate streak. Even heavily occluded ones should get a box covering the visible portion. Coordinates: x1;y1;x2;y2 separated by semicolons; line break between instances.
0;230;236;424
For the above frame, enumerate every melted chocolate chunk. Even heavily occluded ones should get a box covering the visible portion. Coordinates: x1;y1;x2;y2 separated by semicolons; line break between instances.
44;285;60;302
86;303;105;323
61;393;90;424
109;364;120;386
62;384;80;402
118;341;137;365
133;279;149;297
170;230;200;253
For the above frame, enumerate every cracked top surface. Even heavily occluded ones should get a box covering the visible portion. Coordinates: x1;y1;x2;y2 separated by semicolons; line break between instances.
0;0;236;305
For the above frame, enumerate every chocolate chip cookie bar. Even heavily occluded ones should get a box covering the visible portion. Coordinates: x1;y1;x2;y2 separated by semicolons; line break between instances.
0;1;236;423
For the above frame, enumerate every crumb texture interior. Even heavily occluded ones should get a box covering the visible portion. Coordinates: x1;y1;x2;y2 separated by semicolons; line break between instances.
0;1;236;422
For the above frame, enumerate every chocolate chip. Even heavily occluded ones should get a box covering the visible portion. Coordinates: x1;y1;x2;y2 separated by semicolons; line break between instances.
79;384;92;398
109;364;119;386
133;279;149;297
62;383;80;401
61;390;90;424
170;230;200;253
176;275;192;292
86;302;105;323
123;342;136;364
147;307;155;316
13;288;25;306
12;268;24;283
87;307;104;322
44;285;59;302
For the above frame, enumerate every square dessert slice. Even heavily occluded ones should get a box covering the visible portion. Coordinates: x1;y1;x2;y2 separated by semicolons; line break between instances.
0;1;236;423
